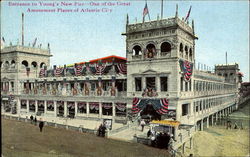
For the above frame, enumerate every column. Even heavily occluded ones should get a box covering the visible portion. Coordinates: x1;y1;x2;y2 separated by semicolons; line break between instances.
189;137;193;149
54;101;57;117
156;76;160;92
64;101;67;117
142;77;146;90
17;98;21;115
215;113;218;121
86;102;89;116
8;82;11;92
201;119;204;131
35;100;38;113
207;117;209;128
99;102;102;118
74;101;77;118
44;101;47;115
211;115;214;126
27;100;29;113
112;102;116;117
182;142;186;154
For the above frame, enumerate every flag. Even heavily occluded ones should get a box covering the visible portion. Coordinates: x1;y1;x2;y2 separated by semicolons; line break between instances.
143;3;149;17
185;6;192;22
32;38;37;47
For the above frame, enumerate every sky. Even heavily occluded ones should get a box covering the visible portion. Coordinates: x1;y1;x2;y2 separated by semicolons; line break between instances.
1;0;249;82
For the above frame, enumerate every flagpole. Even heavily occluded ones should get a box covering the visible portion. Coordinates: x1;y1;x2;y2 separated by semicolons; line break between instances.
161;0;163;19
226;51;228;65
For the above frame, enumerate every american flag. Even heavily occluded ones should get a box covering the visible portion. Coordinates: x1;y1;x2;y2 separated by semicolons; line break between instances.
54;67;64;77
185;6;192;22
143;3;149;17
74;64;83;76
39;68;46;77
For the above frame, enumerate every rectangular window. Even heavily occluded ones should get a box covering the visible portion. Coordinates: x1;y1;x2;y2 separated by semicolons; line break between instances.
135;77;142;91
160;77;168;91
146;77;156;89
116;80;124;92
189;80;192;91
185;81;188;91
90;82;97;91
196;104;199;112
180;77;183;91
102;81;110;91
11;82;14;91
182;104;189;116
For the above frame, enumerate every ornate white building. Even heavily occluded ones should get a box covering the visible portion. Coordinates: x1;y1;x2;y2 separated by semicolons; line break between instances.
1;9;243;145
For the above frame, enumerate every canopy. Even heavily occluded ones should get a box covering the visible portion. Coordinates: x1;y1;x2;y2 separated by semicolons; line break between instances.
150;120;180;127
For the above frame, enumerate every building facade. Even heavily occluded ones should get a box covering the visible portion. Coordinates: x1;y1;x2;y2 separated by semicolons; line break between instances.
1;10;243;140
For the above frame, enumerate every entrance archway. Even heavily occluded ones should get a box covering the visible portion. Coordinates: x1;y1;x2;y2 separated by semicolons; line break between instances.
140;104;161;120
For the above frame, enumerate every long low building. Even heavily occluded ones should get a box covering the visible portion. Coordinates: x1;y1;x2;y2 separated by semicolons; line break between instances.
0;8;244;150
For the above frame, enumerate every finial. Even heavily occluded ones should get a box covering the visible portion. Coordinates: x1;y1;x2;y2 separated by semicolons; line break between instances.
48;43;50;50
126;14;129;25
175;4;178;17
157;14;160;20
135;17;137;23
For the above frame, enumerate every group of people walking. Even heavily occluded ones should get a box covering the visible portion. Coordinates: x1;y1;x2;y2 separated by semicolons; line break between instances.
30;115;44;132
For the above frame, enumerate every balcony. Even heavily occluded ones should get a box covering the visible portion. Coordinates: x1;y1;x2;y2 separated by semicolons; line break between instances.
21;88;125;98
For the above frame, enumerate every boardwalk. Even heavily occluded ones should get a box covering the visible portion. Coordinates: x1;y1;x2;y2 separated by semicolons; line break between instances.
2;118;170;157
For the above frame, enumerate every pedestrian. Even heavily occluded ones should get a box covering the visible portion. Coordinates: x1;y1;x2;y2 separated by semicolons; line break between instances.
140;119;146;132
39;120;44;132
34;116;37;126
30;115;34;124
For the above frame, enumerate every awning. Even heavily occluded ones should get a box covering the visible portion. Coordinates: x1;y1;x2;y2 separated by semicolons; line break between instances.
150;120;180;127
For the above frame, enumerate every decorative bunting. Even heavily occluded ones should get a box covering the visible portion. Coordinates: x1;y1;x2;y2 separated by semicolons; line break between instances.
54;67;64;77
115;63;127;74
132;98;169;115
74;64;83;76
116;103;126;111
39;68;46;77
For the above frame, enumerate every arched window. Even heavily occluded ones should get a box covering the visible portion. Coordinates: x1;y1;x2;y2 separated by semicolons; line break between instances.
185;46;188;59
40;62;46;68
146;44;156;58
31;61;37;68
161;42;171;53
224;73;228;77
132;45;142;55
4;61;9;68
21;60;28;68
189;48;192;61
179;43;183;57
11;60;16;68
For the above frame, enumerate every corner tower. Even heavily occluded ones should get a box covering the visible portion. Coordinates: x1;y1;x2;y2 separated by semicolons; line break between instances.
123;12;197;119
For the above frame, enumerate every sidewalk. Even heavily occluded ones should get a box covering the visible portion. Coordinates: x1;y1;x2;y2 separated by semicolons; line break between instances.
2;112;124;130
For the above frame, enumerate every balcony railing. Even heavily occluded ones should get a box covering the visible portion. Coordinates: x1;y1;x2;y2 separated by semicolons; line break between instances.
21;88;124;97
